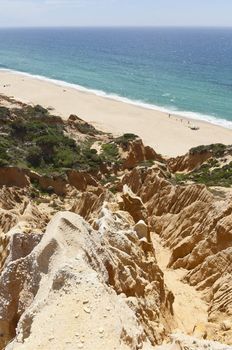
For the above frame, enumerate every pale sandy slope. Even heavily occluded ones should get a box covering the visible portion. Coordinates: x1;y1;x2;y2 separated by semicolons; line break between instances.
152;234;208;334
1;70;232;157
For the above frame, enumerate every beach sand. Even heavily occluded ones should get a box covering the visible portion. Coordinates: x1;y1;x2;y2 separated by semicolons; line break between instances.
0;70;231;157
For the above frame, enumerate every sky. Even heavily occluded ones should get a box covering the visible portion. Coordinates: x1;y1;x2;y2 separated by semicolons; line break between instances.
0;0;232;28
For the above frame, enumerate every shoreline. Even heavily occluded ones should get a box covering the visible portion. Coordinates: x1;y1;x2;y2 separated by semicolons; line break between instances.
0;69;232;157
1;68;232;130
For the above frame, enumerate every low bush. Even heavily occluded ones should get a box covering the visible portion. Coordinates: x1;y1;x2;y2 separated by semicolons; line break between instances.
0;106;10;119
189;143;227;157
101;143;119;161
115;133;138;145
26;146;43;167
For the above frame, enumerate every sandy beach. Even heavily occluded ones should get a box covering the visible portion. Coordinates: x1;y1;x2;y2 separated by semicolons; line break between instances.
0;70;231;157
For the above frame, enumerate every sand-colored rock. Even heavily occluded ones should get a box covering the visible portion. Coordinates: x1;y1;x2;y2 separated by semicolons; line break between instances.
167;149;212;173
154;333;232;350
119;184;148;223
0;94;231;348
0;168;30;188
122;166;232;343
122;139;163;170
0;211;174;349
71;190;110;224
134;220;149;241
67;170;99;191
0;186;50;272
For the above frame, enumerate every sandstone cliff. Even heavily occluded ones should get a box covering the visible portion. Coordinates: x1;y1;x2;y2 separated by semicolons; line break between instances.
0;96;231;349
0;211;174;349
122;166;232;345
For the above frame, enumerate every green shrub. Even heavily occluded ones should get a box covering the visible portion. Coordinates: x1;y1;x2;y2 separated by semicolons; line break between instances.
36;134;76;149
176;161;232;187
115;133;138;145
81;147;102;170
0;106;10;119
26;146;43;167
0;159;9;167
0;136;11;163
139;160;154;167
101;143;119;161
76;122;98;135
0;137;10;149
25;105;48;117
10;119;27;140
189;143;227;157
53;147;77;168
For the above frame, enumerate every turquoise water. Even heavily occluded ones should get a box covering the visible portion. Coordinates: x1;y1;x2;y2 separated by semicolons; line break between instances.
0;27;232;127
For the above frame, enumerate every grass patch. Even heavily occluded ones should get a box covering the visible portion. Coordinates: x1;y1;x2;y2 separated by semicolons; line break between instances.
101;143;119;162
175;161;232;187
189;143;227;157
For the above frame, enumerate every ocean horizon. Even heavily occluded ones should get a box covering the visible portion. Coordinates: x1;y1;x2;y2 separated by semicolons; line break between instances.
0;27;232;128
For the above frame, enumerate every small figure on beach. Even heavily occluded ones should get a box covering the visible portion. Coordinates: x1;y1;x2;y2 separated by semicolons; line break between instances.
189;125;200;131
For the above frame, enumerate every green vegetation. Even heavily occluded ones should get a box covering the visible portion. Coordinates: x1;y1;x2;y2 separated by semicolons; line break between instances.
175;144;232;187
176;161;232;187
76;121;99;135
0;104;147;176
189;143;227;157
26;146;43;167
0;104;106;174
101;175;118;185
139;160;154;167
0;106;10;119
100;175;119;194
115;133;138;146
101;143;119;162
80;143;102;171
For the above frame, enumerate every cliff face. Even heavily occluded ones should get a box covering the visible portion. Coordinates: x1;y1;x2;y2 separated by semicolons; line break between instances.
0;142;231;348
0;211;174;350
122;166;232;344
0;156;231;347
0;97;231;349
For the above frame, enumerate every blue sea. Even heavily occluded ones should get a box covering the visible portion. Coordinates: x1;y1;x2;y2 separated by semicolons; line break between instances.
0;27;232;127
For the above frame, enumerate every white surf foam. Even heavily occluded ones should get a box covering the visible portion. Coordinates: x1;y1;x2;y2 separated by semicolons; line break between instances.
1;68;232;130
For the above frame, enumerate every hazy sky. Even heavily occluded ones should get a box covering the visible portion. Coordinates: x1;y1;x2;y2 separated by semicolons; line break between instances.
0;0;232;27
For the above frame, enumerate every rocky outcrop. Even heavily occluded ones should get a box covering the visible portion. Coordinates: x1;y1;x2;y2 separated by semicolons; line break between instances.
67;114;101;136
0;186;50;272
71;190;108;224
0;211;174;349
119;185;148;223
122;166;232;340
67;170;99;191
155;333;232;350
0;168;29;188
31;173;67;196
167;150;211;173
121;139;163;170
123;167;212;216
0;96;231;348
0;167;101;196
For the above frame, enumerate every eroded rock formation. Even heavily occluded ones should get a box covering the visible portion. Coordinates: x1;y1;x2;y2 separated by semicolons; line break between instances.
0;97;231;349
0;211;174;349
122;165;232;344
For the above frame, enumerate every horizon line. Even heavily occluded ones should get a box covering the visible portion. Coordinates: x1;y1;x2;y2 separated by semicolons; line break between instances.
0;25;232;29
